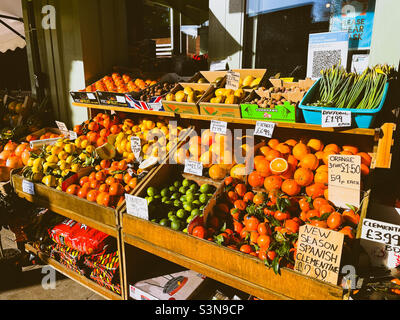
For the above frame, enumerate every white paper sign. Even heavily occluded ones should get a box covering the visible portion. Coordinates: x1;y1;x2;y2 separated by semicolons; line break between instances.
22;180;35;195
87;93;96;100
210;59;228;71
361;218;400;250
148;102;163;111
210;120;227;135
116;95;126;103
225;71;241;90
55;121;68;135
321;110;352;128
131;136;142;162
184;160;203;176
254;121;276;138
69;131;78;140
125;194;149;220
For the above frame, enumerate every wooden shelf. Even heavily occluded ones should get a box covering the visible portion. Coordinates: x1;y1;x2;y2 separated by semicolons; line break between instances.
72;102;176;117
25;243;122;300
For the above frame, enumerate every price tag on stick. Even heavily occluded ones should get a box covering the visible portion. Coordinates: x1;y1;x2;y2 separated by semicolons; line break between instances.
184;160;203;176
321;110;352;128
210;120;227;135
254;121;276;138
125;194;149;220
328;154;361;209
55;121;69;137
22;180;35;195
294;225;344;285
131;136;142;163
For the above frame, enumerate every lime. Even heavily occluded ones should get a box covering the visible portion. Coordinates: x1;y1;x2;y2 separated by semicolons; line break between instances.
151;219;158;223
169;186;177;193
170;192;180;200
162;196;169;203
183;203;193;212
147;187;158;197
169;215;179;222
200;205;206;211
190;183;199;192
167;211;176;219
159;218;170;227
200;184;211;194
186;216;193;224
176;209;187;219
154;195;161;200
185;194;194;203
182;228;188;234
147;197;154;205
191;208;201;217
174;181;181;188
170;220;181;231
179;186;187;194
165;200;173;206
199;194;208;204
192;200;201;207
180;195;187;203
173;200;182;208
185;189;195;196
161;188;170;197
182;179;190;187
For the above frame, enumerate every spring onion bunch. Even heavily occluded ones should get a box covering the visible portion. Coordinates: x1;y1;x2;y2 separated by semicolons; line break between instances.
309;64;395;109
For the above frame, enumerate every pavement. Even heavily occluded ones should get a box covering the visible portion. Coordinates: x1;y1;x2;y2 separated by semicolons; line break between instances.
0;227;105;301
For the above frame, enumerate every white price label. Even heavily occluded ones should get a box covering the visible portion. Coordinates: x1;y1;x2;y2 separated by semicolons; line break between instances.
87;93;96;100
148;102;163;111
184;160;203;176
55;121;68;134
321;110;352;128
125;194;149;220
69;131;78;140
116;95;126;103
22;180;35;195
225;71;241;90
254;121;276;138
131;136;142;162
361;218;400;250
210;120;227;135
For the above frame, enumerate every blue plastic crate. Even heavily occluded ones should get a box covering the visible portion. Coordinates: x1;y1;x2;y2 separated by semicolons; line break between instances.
299;79;389;129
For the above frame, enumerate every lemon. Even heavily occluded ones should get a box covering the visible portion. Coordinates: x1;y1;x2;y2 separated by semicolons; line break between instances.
33;158;45;167
46;145;53;153
32;166;43;174
27;158;35;167
61;170;71;177
51;146;62;156
46;155;59;163
80;139;89;149
86;145;95;154
42;175;57;188
64;144;76;154
56;186;62;191
71;163;81;173
57;151;68;161
66;155;74;164
32;172;44;182
116;132;126;144
79;153;87;161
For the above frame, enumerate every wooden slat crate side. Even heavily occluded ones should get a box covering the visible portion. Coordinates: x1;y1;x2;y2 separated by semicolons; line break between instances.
122;215;343;300
12;174;118;236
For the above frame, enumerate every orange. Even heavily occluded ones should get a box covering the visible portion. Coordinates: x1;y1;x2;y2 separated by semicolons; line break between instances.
87;190;99;202
109;183;124;196
264;175;283;192
306;183;327;199
66;184;80;196
265;149;283;162
361;163;370;176
319;204;334;216
270;158;289;175
342;210;360;225
243;192;255;203
315;151;325;161
257;222;271;236
316;165;328;173
281;179;301;196
253;192;266;206
254;158;271;178
327;212;343;230
292;142;310;161
339;226;355;239
257;235;271;248
357;152;372;167
106;176;117;186
324;144;341;154
259;146;272;157
77;186;89;199
311;220;328;229
128;177;138;190
342;146;359;154
323;151;336;165
299;154;319;171
285;219;300;234
287;154;298;168
235;184;247;198
118;160;128;171
275;143;291;155
268;139;280;150
294;168;314;187
313;197;329;211
248;171;265;188
209;165;227;180
90;180;101;190
99;184;109;193
285;139;298;147
314;170;328;185
245;216;261;232
95;171;107;182
307;139;324;152
299;198;311;212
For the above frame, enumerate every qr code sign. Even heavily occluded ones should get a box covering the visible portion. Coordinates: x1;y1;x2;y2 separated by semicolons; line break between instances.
312;50;341;79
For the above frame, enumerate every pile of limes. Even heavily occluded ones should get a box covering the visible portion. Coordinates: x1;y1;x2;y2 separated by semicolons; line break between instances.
145;178;216;232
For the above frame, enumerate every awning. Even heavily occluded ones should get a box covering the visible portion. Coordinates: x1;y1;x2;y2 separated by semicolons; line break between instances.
0;0;26;53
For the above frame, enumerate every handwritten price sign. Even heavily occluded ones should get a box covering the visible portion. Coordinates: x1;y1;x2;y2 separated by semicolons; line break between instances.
328;154;361;208
125;194;149;220
321;110;351;128
361;218;400;249
131;136;142;162
210;120;228;135
184;160;203;176
254;121;276;138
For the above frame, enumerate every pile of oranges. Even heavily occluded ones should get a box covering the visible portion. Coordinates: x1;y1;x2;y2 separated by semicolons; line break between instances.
84;73;158;94
191;137;370;273
64;158;138;209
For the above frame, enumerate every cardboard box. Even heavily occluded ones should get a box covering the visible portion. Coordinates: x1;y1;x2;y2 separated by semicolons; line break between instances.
129;270;207;300
162;83;212;115
240;91;297;123
70;90;100;105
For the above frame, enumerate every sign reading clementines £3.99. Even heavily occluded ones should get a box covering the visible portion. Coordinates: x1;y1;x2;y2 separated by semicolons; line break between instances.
295;224;344;286
328;154;361;209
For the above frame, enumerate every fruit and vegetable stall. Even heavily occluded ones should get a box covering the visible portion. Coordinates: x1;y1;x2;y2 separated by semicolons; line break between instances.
1;66;399;301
